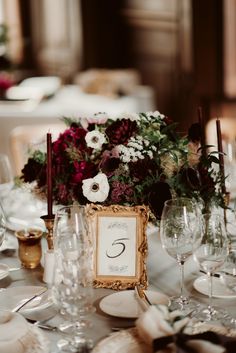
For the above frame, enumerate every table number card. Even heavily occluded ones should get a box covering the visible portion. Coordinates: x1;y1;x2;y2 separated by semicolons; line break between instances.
86;204;149;290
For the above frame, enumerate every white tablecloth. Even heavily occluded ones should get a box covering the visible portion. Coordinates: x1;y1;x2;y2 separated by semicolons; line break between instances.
1;223;236;352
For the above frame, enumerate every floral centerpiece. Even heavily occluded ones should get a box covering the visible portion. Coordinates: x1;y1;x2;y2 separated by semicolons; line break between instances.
20;111;225;221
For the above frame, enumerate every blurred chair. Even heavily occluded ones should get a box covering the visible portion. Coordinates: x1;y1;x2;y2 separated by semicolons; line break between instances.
74;69;141;98
9;123;65;176
205;117;236;148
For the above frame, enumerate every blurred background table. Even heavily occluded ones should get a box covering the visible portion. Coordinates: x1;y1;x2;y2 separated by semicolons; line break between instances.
0;84;155;175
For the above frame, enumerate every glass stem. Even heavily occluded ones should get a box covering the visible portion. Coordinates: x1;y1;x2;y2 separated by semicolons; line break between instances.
179;260;185;300
207;271;213;315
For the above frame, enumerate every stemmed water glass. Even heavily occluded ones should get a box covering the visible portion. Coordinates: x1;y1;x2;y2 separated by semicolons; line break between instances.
52;205;94;352
0;202;6;248
160;197;202;313
0;154;13;199
193;213;229;322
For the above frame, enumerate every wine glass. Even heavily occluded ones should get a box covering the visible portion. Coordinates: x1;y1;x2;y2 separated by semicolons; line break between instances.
160;197;202;313
52;205;94;352
223;139;236;195
220;243;236;327
0;201;6;248
0;154;13;199
193;213;229;322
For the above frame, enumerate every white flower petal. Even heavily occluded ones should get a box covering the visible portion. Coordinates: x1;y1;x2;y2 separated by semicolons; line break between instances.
85;131;106;149
82;173;109;203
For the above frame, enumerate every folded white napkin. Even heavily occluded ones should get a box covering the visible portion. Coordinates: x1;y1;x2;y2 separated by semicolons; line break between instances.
0;310;49;353
135;305;224;353
0;311;33;353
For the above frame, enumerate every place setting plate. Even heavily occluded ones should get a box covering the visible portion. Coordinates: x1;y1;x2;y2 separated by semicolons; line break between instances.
94;289;169;353
99;289;169;318
0;263;10;280
193;275;236;299
0;286;53;314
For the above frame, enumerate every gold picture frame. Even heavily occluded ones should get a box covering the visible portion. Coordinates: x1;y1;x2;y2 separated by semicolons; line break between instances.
85;204;149;290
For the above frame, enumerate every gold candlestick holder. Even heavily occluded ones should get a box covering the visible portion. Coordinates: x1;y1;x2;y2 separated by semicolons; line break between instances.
41;214;55;250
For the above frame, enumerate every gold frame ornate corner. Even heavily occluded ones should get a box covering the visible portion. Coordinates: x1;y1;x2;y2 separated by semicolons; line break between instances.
85;204;149;290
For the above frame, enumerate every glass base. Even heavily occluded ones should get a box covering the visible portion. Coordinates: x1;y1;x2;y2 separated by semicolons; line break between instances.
223;315;236;329
57;337;93;353
168;295;200;315
191;304;228;323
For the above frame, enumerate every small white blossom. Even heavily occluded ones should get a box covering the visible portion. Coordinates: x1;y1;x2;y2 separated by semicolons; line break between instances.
116;112;140;121
143;139;150;147
82;173;109;202
146;110;165;119
85;130;106;149
87;112;109;124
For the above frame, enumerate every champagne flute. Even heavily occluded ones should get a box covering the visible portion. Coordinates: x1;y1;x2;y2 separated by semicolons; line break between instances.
193;213;229;322
160;197;202;313
52;205;94;353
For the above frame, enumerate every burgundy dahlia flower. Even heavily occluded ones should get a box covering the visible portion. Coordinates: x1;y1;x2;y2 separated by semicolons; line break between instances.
105;119;137;145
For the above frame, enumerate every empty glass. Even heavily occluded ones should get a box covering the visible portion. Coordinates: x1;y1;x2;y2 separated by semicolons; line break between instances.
0;154;13;199
220;243;236;327
52;205;94;352
193;213;229;322
160;197;202;313
0;202;6;248
223;139;236;195
222;245;236;293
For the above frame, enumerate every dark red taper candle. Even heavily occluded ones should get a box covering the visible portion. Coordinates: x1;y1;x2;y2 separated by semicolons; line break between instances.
47;133;53;217
197;106;206;156
216;118;226;194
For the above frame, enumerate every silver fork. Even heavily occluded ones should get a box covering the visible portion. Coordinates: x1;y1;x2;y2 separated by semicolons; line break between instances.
26;318;58;331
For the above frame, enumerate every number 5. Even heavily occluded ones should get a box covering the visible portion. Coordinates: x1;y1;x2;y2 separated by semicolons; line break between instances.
106;237;129;258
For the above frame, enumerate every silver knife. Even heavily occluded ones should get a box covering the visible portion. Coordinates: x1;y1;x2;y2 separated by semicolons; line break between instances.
200;269;236;278
26;318;57;331
12;287;48;313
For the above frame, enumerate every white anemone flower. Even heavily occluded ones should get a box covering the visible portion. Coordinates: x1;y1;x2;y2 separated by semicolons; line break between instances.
82;173;110;202
85;130;106;149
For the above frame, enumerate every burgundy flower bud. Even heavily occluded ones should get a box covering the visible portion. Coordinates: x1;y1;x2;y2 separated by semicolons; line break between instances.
100;157;120;176
188;123;201;143
21;158;45;183
180;167;201;190
163;116;173;125
106;119;137;145
129;158;158;180
148;182;172;219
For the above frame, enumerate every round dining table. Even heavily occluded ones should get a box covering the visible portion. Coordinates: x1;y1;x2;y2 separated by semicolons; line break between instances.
1;221;236;353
